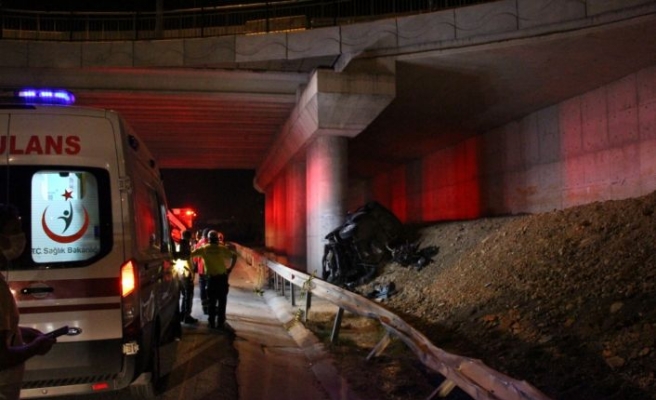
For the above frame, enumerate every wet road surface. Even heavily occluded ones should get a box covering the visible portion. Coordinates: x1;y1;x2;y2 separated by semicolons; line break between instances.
47;258;355;400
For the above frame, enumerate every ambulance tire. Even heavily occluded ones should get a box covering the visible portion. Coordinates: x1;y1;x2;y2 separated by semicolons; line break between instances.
129;329;164;399
171;308;183;340
129;374;156;399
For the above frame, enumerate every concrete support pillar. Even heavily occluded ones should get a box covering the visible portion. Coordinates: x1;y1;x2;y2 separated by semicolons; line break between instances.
255;70;396;192
255;69;395;274
306;135;348;278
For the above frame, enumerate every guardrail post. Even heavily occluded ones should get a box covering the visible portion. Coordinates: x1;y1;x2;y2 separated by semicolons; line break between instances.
281;275;286;297
367;331;392;361
330;307;344;344
290;276;296;306
303;290;312;322
429;379;457;399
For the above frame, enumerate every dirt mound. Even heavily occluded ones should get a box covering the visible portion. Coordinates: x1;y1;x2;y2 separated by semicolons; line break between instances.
307;190;656;399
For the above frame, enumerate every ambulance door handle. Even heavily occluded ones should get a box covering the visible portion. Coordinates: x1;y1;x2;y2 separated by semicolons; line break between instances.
21;286;54;295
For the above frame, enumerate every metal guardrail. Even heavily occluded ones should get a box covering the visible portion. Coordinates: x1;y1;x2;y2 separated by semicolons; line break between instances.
0;0;495;41
234;243;552;400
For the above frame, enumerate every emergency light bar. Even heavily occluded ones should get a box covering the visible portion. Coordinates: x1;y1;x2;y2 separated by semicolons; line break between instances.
14;89;76;105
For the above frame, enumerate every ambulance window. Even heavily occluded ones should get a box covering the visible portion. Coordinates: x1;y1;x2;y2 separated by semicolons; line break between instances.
31;170;105;263
0;167;110;270
159;201;172;253
134;183;162;252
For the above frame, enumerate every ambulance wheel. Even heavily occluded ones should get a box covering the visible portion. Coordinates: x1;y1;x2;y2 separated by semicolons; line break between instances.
129;370;157;399
171;308;183;340
129;330;163;399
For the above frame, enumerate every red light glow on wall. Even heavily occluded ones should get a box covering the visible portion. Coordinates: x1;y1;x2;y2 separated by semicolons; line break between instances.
421;137;482;221
390;165;408;222
264;190;274;249
271;175;287;252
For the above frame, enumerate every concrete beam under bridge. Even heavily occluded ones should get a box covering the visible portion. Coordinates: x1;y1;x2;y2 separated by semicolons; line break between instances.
254;69;395;192
256;69;395;274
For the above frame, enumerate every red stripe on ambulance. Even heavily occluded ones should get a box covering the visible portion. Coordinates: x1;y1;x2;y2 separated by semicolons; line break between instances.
19;303;120;314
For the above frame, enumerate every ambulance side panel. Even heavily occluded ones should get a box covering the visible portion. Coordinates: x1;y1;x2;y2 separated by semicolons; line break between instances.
0;106;178;397
119;118;180;382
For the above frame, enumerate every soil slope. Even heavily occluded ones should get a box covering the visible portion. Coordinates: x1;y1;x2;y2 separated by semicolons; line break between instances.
306;190;656;400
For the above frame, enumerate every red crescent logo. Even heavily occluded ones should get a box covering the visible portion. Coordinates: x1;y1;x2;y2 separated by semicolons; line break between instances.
42;207;90;244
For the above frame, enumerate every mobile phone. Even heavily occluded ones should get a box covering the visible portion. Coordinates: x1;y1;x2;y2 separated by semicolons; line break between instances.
46;326;69;338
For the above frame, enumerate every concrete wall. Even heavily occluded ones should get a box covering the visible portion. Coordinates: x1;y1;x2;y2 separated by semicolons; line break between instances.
285;159;307;269
354;64;656;222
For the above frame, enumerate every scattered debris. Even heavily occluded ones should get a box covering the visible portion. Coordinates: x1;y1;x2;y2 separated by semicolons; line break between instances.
366;282;397;301
389;241;439;270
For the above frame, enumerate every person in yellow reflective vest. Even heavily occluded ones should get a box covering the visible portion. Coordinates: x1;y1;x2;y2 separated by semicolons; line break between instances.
190;230;236;331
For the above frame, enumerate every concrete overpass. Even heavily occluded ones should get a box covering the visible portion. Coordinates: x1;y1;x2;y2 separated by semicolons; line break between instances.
2;0;656;275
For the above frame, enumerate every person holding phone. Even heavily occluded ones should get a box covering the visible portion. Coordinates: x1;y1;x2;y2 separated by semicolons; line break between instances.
0;204;56;400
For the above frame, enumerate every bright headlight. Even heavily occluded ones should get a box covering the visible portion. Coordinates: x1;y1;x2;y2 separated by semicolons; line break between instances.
173;259;188;275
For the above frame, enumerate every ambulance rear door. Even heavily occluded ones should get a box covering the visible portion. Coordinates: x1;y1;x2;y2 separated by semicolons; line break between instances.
2;105;130;388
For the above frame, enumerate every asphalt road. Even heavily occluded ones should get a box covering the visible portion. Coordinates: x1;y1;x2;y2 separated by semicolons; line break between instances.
43;258;344;400
50;321;239;400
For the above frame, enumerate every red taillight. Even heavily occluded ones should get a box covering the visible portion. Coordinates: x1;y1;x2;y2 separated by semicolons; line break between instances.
121;261;136;297
121;260;138;329
92;382;109;391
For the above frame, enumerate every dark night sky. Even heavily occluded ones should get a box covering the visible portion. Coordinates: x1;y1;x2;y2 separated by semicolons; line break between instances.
160;169;264;243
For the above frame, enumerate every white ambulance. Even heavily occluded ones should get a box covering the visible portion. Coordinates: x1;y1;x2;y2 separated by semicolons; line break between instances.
0;89;181;398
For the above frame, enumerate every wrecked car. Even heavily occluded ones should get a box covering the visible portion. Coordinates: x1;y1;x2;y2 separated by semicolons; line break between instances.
321;201;402;289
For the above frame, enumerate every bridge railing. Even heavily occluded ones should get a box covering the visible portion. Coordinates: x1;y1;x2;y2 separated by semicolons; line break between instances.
233;243;552;400
0;0;494;41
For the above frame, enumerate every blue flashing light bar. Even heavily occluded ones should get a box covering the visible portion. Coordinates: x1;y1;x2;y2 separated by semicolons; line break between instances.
16;89;76;105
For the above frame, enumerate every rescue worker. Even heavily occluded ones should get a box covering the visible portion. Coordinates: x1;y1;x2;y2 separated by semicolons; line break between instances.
190;230;236;331
174;230;198;325
0;204;55;399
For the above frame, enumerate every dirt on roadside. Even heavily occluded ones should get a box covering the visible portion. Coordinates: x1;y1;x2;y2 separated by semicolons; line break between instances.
304;190;656;400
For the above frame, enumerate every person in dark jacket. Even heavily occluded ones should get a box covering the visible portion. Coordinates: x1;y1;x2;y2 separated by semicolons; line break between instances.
174;230;198;325
0;204;55;399
193;228;210;315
